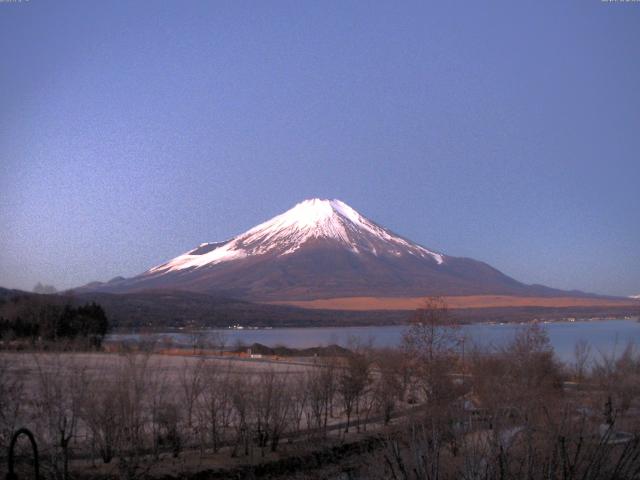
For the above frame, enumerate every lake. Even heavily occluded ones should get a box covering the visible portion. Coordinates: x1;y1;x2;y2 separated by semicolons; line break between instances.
109;318;640;363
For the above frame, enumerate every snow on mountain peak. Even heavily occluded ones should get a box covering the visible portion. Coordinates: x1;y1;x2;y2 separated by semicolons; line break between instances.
148;198;444;274
257;198;349;232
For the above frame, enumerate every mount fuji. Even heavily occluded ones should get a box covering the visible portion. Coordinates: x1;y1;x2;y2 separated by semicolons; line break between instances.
83;199;586;301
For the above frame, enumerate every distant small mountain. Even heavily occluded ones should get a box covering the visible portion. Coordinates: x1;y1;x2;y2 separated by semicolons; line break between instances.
33;282;57;294
630;294;640;300
78;198;603;301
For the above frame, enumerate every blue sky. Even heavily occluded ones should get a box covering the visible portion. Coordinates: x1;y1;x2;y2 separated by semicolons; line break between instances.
1;1;639;296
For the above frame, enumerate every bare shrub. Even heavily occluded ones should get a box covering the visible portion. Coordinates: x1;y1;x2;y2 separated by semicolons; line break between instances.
156;401;182;458
379;404;640;480
471;324;563;427
0;358;24;459
592;341;640;420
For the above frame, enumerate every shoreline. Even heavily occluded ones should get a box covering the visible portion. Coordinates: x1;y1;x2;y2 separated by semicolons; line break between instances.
107;313;640;335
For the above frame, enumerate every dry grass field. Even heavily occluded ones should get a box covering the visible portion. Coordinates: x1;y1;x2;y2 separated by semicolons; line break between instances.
270;294;640;311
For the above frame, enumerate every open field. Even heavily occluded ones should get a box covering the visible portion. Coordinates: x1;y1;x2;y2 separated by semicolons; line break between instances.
270;294;640;311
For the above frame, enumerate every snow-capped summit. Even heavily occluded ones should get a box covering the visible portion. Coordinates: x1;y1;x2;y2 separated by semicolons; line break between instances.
85;198;575;301
630;294;640;300
148;198;443;274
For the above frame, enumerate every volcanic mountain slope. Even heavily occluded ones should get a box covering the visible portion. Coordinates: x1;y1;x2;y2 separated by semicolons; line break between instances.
86;199;587;301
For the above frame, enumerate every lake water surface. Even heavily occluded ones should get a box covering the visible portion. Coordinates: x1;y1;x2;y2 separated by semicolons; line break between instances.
110;318;640;363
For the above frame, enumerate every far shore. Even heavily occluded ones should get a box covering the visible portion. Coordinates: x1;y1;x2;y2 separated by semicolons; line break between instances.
106;314;640;335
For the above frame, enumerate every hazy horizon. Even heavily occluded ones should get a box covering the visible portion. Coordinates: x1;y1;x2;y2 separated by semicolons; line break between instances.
1;1;639;296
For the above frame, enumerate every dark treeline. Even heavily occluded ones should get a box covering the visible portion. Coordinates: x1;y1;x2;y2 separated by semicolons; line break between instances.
0;295;110;348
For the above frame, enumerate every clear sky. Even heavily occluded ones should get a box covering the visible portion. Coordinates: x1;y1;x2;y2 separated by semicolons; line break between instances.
1;1;639;296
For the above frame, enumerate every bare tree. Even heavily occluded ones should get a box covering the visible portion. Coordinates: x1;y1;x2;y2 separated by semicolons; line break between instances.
188;330;206;354
81;366;120;464
402;297;460;363
573;338;592;382
288;371;309;436
503;324;563;411
402;297;461;406
33;354;88;480
251;368;291;455
307;359;338;437
198;361;233;453
373;348;404;425
209;331;228;355
230;372;252;457
111;352;154;480
338;351;371;433
147;360;169;459
178;357;205;442
306;360;336;438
